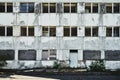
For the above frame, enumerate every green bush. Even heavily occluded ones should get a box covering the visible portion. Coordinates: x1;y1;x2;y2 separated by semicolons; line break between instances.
53;61;61;69
89;59;105;72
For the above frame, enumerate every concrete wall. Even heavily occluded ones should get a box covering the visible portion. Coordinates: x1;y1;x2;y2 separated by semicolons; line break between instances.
0;0;120;70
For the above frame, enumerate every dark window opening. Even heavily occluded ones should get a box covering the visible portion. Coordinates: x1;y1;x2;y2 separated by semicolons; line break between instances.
7;3;13;12
64;3;70;13
28;27;34;36
85;3;91;13
0;27;5;36
71;3;77;13
42;27;49;36
106;3;112;13
50;3;56;13
49;50;56;60
50;27;56;36
0;3;5;12
85;27;91;36
64;27;70;36
93;27;98;36
7;27;13;36
21;27;27;36
114;27;119;37
28;3;34;13
114;3;119;13
71;27;77;36
70;50;78;53
106;27;112;37
57;3;62;13
20;3;27;13
93;3;98;13
43;3;48;13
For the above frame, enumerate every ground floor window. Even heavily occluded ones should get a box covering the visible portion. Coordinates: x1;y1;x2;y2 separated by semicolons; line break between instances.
18;50;36;60
42;49;56;60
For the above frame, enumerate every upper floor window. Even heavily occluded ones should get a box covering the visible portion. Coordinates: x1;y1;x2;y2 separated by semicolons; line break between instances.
21;26;34;36
64;26;77;37
0;3;13;12
20;3;34;13
106;27;120;37
0;26;13;36
85;3;98;13
114;3;120;13
85;27;98;37
42;26;56;37
106;3;112;13
85;3;91;13
64;3;77;13
42;3;56;13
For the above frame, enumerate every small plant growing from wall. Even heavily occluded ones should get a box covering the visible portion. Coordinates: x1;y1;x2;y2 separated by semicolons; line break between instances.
0;55;7;68
89;59;105;72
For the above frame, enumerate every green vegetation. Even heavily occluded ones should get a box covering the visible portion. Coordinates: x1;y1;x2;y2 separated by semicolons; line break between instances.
89;59;105;72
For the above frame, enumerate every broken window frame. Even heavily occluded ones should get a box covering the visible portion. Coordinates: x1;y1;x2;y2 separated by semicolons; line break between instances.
42;49;56;60
21;26;34;36
42;26;56;37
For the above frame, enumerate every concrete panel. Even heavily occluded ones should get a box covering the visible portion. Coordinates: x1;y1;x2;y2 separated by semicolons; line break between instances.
70;14;77;26
84;37;102;50
61;37;83;49
84;14;99;26
41;14;59;26
0;14;13;25
18;37;36;49
19;14;35;25
83;50;101;60
18;50;36;60
103;14;120;26
105;50;120;60
0;37;13;49
41;61;54;67
40;37;57;49
106;61;120;69
105;38;120;50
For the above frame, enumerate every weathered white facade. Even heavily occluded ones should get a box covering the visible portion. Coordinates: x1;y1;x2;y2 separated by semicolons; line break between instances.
0;0;120;70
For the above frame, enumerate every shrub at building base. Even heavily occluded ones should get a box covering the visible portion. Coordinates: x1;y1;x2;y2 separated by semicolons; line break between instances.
89;59;105;72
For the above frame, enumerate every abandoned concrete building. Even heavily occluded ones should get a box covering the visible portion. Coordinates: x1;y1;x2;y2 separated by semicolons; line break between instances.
0;0;120;69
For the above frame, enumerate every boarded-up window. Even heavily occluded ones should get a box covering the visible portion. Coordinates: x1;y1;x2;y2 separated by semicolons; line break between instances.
83;50;101;60
18;50;36;60
0;50;14;60
105;50;120;60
